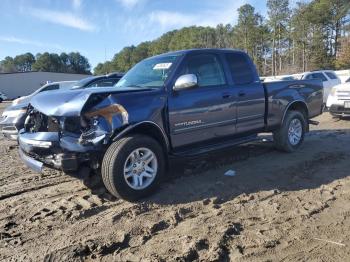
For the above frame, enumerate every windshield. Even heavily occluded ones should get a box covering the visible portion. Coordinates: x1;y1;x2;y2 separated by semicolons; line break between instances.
115;55;180;89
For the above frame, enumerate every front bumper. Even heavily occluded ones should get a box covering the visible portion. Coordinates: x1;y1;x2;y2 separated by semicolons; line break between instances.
18;131;89;173
329;104;350;116
18;148;43;173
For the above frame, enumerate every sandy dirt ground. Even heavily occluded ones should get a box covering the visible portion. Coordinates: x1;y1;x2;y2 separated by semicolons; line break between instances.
0;101;349;261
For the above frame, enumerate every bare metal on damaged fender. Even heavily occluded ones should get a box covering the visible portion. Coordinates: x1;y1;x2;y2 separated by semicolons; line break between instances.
79;94;129;146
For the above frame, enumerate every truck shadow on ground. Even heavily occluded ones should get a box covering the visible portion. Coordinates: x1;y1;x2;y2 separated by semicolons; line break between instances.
83;128;350;205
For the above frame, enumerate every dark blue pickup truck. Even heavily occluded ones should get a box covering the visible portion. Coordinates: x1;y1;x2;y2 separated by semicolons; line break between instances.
18;49;323;200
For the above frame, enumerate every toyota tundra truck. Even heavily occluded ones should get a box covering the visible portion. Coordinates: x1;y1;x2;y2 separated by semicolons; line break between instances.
18;49;323;200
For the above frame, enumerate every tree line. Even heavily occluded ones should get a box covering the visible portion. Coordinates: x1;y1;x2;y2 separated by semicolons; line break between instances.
95;0;350;76
1;0;349;77
0;52;91;74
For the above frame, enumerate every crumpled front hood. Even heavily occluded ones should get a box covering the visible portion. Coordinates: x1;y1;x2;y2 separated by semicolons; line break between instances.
30;89;93;116
30;87;149;117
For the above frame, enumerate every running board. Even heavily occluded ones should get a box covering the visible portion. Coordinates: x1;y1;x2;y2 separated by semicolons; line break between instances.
171;135;258;157
309;120;319;125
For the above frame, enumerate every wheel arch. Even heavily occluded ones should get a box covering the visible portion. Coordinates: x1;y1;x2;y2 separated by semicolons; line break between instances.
282;100;309;121
282;100;309;131
112;121;170;154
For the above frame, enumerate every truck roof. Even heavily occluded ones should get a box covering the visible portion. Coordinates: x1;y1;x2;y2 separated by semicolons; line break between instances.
151;48;246;59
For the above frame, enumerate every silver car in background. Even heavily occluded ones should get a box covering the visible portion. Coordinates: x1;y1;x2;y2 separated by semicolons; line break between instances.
0;91;8;102
0;81;76;139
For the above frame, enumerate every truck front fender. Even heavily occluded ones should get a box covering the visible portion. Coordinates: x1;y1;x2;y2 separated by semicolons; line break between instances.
112;121;170;153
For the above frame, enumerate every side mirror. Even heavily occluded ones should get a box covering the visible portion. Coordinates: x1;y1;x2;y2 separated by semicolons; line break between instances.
173;74;198;91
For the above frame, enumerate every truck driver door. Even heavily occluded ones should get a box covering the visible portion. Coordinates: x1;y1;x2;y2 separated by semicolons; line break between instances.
168;53;237;149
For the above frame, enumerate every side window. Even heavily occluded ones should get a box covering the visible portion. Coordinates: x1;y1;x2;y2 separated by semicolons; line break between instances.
181;54;226;87
40;84;59;92
325;72;338;80
311;73;327;82
226;53;254;85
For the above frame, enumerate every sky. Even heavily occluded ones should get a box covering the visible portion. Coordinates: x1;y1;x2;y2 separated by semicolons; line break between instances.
0;0;275;69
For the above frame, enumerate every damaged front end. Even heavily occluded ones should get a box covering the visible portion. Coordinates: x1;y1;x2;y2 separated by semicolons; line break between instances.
18;93;129;173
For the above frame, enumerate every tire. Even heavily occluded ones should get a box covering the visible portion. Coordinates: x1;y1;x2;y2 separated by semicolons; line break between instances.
0;98;3;103
329;112;341;119
101;135;165;201
273;110;307;153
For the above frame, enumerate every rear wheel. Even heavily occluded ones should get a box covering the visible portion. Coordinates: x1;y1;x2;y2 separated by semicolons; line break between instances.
101;135;165;201
273;111;307;152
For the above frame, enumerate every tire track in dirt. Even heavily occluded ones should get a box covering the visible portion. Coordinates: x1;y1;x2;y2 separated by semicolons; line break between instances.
0;176;76;201
42;204;204;261
282;151;346;180
29;193;110;222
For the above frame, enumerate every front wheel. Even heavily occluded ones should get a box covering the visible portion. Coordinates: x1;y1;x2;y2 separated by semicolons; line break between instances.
273;111;307;152
101;135;165;201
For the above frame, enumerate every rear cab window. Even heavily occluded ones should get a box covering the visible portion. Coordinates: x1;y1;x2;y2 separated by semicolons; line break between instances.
225;53;255;85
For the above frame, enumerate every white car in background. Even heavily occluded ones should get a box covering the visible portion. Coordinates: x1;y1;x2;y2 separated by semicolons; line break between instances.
263;75;297;82
0;92;7;102
333;70;350;83
326;77;350;117
301;70;341;103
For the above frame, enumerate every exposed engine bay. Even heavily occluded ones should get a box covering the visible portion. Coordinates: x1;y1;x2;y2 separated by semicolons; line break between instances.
19;93;129;172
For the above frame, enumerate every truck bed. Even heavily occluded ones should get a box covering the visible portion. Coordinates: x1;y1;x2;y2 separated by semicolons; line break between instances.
263;79;323;130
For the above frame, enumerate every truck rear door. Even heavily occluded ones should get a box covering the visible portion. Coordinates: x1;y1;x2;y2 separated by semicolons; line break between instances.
168;53;237;148
224;52;265;133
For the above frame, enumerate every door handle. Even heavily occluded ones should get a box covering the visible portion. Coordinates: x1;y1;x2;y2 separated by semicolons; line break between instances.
238;91;246;97
222;93;232;99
